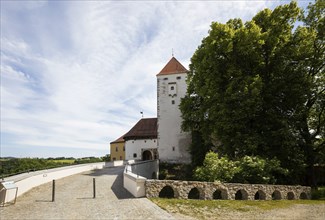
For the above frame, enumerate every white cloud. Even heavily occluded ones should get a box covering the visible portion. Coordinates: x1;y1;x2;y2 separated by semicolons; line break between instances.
1;0;310;158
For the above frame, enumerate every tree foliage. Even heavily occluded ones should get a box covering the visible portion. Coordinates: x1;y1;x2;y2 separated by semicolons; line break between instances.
181;0;324;185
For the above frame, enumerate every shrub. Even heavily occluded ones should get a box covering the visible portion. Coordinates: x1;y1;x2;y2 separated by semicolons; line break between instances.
194;152;288;184
194;152;239;182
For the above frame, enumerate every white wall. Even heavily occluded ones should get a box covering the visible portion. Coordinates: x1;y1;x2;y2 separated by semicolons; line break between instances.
1;162;107;204
123;172;146;198
157;73;191;163
123;160;159;198
125;139;157;160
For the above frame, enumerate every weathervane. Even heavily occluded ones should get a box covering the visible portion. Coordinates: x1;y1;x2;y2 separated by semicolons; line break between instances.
172;48;174;57
140;111;144;118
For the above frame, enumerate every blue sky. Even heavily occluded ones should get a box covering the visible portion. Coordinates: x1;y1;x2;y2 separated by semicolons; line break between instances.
1;0;313;158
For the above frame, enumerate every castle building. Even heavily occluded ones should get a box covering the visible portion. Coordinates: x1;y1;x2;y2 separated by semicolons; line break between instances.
156;57;191;163
109;57;191;163
110;135;125;161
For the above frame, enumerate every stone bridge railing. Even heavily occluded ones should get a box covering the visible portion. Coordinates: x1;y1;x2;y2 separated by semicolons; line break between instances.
145;180;311;200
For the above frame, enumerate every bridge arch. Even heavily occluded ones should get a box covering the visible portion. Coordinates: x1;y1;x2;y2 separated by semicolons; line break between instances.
254;190;266;200
287;191;295;200
235;189;248;200
272;190;282;200
158;185;178;198
299;192;308;200
213;188;228;200
188;187;204;200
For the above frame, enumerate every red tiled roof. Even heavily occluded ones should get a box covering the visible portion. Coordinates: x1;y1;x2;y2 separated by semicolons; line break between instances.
110;135;125;144
123;118;157;140
157;57;188;76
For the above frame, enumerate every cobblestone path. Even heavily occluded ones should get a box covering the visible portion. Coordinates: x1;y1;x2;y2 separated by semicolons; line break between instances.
0;166;176;220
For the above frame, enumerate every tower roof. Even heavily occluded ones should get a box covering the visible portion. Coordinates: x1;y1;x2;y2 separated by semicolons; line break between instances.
157;57;188;76
123;118;157;140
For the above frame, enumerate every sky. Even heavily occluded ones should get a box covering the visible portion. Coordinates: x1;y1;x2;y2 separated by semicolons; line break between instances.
1;0;313;158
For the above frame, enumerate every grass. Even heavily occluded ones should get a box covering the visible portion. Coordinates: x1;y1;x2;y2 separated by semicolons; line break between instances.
150;198;325;219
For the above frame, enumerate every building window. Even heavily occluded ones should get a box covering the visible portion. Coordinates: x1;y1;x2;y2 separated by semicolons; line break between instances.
172;146;175;151
171;100;175;105
116;146;118;152
133;153;137;158
170;86;174;90
144;140;147;143
123;146;125;151
120;156;122;160
177;76;181;80
113;157;116;161
164;77;168;80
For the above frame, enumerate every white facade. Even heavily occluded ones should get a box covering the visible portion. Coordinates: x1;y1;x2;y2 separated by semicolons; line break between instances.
157;73;191;163
125;139;157;161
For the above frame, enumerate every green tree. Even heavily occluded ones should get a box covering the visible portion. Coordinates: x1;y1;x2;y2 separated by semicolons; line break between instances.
181;1;324;186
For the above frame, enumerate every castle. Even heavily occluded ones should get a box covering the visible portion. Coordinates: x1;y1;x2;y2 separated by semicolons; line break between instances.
110;57;191;163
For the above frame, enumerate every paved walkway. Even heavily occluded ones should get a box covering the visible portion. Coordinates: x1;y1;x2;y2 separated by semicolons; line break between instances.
0;166;176;220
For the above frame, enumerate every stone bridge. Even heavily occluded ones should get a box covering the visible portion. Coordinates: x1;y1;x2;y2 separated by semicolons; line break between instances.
145;180;311;200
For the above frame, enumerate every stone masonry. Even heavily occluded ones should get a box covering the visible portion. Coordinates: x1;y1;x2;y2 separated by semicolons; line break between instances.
145;180;311;200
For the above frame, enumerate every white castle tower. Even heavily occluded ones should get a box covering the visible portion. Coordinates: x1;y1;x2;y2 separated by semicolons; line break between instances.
156;57;191;163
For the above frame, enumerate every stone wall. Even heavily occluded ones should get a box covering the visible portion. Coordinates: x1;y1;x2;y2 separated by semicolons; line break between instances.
145;180;311;200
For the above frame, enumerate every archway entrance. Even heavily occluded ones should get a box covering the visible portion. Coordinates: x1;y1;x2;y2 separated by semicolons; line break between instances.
142;150;153;161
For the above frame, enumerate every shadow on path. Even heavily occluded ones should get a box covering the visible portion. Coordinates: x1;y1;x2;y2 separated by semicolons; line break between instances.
83;166;134;200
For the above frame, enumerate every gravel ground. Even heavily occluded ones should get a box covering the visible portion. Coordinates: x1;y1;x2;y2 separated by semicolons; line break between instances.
0;166;175;220
155;201;325;220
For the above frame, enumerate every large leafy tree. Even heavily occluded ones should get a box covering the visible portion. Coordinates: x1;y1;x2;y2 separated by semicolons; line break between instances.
180;1;324;186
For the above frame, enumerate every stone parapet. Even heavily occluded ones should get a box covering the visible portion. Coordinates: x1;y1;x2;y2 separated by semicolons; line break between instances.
145;180;311;200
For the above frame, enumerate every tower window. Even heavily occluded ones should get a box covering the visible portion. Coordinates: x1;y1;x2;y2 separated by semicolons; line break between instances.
123;146;125;151
164;77;168;80
171;100;175;105
116;146;118;152
177;76;181;80
172;146;175;151
168;83;177;96
133;153;137;158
